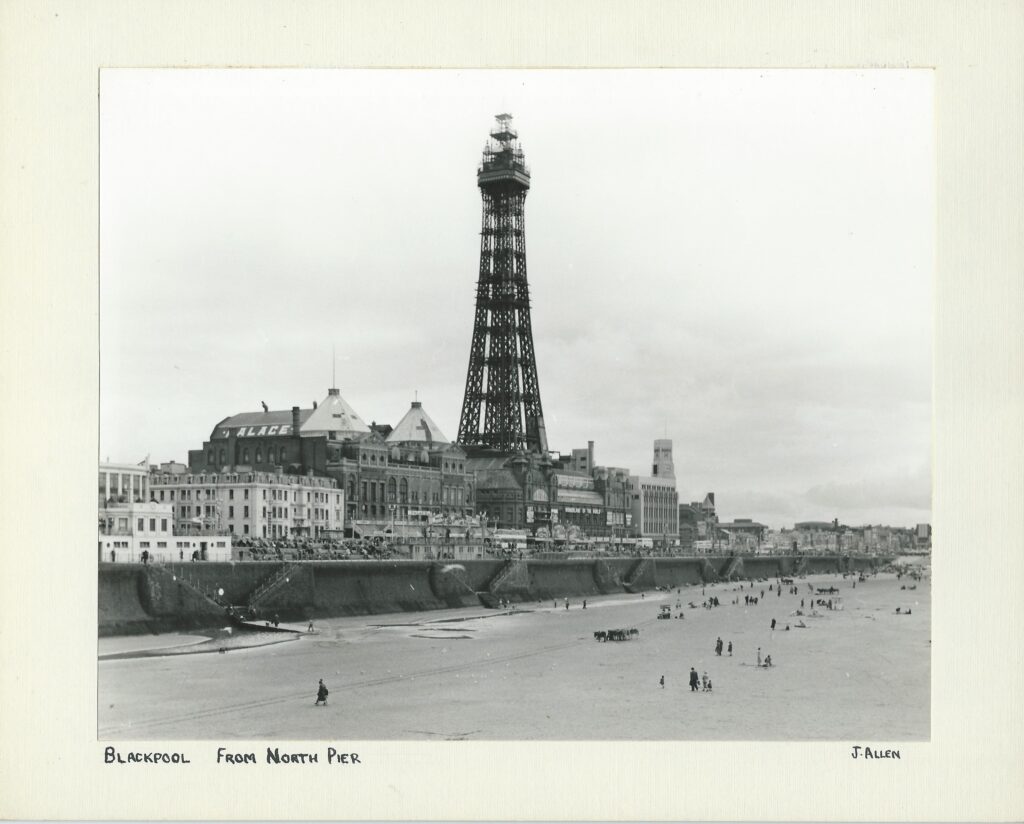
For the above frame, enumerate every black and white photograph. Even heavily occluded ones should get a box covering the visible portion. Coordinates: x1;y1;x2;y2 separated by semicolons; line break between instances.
2;2;1023;821
97;68;932;742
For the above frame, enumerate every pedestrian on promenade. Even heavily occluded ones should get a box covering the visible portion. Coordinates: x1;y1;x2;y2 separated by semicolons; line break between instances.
771;618;776;630
565;598;569;610
689;667;699;692
659;675;665;689
701;672;709;691
582;599;587;609
757;647;762;667
728;641;733;656
315;679;329;706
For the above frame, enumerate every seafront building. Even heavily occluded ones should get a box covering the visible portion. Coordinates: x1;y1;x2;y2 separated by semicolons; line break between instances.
678;493;718;551
629;440;680;548
148;466;341;540
98;461;152;507
180;388;474;538
98;462;233;563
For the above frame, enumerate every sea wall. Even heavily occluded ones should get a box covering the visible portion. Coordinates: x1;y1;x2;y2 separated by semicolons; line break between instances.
98;564;227;636
98;554;890;635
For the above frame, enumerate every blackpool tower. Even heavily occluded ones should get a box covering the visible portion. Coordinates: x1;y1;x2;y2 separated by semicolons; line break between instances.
457;114;548;454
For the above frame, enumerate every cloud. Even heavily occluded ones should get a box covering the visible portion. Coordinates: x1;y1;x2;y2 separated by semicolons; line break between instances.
804;464;932;514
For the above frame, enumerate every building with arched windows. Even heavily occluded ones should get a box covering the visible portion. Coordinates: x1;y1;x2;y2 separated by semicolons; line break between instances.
171;389;475;538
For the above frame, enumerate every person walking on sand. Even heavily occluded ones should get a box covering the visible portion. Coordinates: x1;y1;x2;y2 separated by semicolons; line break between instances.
771;618;777;631
689;667;700;692
701;672;709;691
757;647;762;667
659;675;665;689
728;640;733;656
315;679;329;706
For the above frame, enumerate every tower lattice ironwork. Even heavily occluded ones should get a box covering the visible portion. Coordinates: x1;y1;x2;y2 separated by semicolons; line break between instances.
457;114;548;454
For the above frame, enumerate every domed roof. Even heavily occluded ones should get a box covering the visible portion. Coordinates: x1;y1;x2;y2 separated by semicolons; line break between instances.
299;388;370;438
385;401;450;446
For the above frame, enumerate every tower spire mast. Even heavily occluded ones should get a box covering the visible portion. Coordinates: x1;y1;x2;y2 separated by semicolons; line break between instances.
457;114;547;454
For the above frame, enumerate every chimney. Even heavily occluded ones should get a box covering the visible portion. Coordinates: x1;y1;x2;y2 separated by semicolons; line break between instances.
587;440;594;470
292;406;301;434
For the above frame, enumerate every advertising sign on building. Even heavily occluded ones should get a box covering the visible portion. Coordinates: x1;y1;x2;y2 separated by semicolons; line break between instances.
550;508;558;524
526;506;534;524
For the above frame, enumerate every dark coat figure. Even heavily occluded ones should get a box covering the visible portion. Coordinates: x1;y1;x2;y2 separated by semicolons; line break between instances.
315;679;329;706
771;618;777;630
728;641;733;656
689;667;700;692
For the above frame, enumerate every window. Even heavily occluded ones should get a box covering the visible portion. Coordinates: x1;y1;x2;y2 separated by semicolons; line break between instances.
161;519;167;531
279;447;286;463
387;478;397;502
208;450;214;463
262;489;267;500
229;506;234;518
229;489;234;500
137;518;144;531
140;541;150;548
255;448;263;463
195;506;201;516
242;448;250;463
244;524;249;535
157;541;167;548
244;506;249;517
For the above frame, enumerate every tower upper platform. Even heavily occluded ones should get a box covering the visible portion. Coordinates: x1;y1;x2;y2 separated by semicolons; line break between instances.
478;113;531;189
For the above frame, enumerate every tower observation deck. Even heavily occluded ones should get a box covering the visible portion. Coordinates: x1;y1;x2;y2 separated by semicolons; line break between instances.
457;114;548;454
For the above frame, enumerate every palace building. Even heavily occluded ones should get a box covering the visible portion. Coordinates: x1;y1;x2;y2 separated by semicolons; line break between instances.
179;388;475;537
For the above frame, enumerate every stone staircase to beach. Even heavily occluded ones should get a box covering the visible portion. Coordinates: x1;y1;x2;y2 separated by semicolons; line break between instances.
487;559;528;599
722;555;745;581
623;558;652;592
144;562;226;615
248;563;303;609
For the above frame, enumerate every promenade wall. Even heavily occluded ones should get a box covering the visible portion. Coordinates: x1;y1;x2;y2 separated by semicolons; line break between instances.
98;554;890;636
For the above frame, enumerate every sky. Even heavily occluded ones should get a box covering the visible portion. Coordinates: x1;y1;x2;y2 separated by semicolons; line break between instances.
100;69;933;529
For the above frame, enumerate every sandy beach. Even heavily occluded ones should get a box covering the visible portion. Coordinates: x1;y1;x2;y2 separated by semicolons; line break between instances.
98;570;929;741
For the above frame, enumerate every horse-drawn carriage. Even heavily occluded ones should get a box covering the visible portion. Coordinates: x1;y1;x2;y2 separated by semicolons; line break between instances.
594;628;639;642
